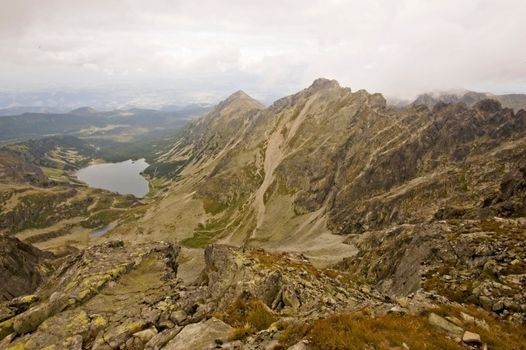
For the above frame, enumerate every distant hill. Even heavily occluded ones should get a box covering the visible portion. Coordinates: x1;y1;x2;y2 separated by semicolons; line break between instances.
0;105;211;145
0;106;67;116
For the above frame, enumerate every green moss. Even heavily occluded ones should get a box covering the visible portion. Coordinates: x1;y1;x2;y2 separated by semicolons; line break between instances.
6;342;26;350
183;207;244;248
91;315;107;328
143;160;188;179
66;311;89;331
120;320;145;334
19;295;38;304
107;266;125;279
0;318;14;339
41;167;66;180
181;230;217;248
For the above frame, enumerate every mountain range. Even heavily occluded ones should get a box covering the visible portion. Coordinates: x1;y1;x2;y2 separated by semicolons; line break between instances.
0;79;525;349
411;90;526;112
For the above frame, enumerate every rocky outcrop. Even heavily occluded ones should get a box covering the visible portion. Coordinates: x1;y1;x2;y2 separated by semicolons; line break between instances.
1;239;523;349
337;219;526;323
193;244;375;317
0;240;181;349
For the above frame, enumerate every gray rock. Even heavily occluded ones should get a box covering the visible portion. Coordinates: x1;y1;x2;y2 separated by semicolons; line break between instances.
282;288;300;310
462;330;482;345
288;340;309;350
163;317;233;350
145;327;182;350
170;310;187;325
460;312;475;325
492;301;504;312
427;313;464;337
92;319;147;349
133;327;158;343
479;295;493;311
0;332;15;349
445;315;463;327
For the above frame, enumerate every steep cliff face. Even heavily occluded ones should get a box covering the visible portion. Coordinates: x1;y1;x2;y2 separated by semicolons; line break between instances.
0;235;53;301
137;79;526;258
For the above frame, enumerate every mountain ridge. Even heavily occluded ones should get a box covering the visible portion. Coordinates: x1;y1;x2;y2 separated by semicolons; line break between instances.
0;79;525;349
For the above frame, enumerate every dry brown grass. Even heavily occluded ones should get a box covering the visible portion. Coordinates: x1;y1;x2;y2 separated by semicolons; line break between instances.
431;304;526;350
291;306;526;350
214;295;277;338
309;313;464;350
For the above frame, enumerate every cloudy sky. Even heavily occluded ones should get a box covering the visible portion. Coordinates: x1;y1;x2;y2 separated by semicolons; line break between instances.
1;0;525;107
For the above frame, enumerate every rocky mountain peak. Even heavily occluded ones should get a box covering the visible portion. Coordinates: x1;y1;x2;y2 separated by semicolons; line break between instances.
308;78;342;92
218;90;265;111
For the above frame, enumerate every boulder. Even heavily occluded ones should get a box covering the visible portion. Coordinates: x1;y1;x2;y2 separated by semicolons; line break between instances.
144;327;182;350
462;331;482;345
170;310;187;325
427;313;464;338
133;327;158;343
479;296;493;311
163;317;233;350
288;340;309;350
282;288;300;310
92;319;147;349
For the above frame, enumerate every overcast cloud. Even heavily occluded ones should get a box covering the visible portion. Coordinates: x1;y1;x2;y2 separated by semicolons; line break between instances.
0;0;525;106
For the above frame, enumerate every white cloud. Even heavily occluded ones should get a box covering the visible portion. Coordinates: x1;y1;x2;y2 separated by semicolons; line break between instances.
0;0;525;104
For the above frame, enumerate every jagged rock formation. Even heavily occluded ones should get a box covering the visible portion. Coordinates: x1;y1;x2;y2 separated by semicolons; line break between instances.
336;218;526;322
412;90;526;112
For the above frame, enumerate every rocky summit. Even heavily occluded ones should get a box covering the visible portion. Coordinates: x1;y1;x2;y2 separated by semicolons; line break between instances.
0;79;525;349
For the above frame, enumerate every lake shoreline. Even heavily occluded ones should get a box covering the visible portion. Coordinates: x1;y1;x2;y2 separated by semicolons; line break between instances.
76;158;150;197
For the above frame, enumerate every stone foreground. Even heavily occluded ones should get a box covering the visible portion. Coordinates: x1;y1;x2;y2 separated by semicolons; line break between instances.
0;240;519;349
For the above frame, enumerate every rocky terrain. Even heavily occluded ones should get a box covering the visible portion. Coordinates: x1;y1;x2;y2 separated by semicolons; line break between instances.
2;240;525;349
135;79;526;255
0;79;525;349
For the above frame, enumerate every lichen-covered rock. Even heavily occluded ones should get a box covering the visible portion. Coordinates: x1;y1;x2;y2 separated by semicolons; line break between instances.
0;240;181;348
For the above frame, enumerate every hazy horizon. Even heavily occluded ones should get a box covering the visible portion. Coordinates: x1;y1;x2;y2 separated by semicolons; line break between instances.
1;0;525;109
